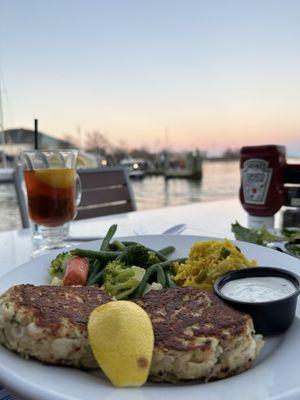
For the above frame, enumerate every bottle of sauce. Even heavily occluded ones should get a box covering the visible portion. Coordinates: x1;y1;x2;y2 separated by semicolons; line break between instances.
239;145;286;228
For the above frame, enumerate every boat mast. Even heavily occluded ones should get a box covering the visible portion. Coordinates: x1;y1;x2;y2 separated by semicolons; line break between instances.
0;79;7;168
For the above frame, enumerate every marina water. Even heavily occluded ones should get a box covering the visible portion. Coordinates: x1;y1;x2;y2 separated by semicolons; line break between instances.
0;160;239;232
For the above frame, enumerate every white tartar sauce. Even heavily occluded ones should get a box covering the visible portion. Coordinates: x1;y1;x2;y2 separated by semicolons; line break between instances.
221;276;296;303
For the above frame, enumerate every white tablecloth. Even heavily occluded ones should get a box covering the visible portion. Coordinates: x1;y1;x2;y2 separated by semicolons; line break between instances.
0;198;247;279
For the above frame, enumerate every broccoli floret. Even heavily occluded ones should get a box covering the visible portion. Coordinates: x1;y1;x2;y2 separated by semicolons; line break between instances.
48;252;72;278
50;276;63;286
147;251;161;265
116;244;149;267
104;260;145;299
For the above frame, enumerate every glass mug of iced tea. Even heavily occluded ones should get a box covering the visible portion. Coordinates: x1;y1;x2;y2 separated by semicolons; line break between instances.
21;149;81;251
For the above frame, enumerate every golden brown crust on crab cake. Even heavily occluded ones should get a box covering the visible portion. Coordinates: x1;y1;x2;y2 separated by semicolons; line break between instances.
8;284;112;332
0;284;112;368
135;287;264;382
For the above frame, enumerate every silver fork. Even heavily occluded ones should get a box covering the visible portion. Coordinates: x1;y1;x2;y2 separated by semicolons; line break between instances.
133;223;187;236
66;223;187;242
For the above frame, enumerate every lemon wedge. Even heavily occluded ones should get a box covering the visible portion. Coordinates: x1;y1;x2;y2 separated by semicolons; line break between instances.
34;169;76;189
47;153;64;168
76;155;88;169
88;301;154;387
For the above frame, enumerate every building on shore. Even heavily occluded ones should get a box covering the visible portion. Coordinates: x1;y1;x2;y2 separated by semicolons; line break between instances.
0;128;104;170
1;128;73;158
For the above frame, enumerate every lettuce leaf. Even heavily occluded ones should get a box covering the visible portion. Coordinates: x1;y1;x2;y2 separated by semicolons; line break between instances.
231;221;285;245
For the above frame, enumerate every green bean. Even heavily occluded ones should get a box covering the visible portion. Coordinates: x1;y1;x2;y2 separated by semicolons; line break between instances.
116;246;130;262
87;260;102;285
131;258;187;298
156;266;167;287
100;224;117;251
157;258;187;270
109;240;126;251
122;241;139;246
88;267;107;286
130;265;161;298
158;246;176;257
73;249;121;261
165;269;176;287
94;259;102;271
144;247;167;262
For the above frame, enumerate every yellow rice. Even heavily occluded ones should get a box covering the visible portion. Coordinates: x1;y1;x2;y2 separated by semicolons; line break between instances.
173;239;257;291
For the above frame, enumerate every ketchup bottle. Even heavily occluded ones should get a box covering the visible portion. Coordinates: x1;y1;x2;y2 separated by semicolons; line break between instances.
239;145;286;228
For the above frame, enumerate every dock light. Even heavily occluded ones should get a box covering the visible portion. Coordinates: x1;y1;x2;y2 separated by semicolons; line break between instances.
133;163;139;169
101;159;107;166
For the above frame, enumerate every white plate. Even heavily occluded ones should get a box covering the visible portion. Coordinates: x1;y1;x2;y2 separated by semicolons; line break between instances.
1;235;300;400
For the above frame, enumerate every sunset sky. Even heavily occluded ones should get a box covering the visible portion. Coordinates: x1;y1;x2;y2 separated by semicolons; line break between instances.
1;0;300;155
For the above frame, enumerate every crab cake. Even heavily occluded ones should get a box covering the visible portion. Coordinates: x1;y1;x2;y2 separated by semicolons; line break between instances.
0;285;263;382
0;284;112;368
135;287;264;382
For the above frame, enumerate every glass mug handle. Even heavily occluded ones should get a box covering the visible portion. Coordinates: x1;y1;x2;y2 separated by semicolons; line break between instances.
63;173;81;240
75;173;82;206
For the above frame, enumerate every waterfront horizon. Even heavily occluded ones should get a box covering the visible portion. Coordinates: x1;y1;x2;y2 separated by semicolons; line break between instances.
1;159;240;232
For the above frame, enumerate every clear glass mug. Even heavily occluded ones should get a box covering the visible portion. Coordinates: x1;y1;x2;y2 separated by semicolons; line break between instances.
21;149;81;251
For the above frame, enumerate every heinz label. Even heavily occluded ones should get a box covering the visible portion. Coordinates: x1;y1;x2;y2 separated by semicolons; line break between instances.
242;159;272;205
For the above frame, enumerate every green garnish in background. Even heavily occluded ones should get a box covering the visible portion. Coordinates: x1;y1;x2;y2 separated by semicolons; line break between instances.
231;221;285;244
231;221;300;258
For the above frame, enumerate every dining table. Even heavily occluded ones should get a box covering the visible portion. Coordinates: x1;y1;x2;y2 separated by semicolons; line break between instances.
0;197;278;400
0;198;250;280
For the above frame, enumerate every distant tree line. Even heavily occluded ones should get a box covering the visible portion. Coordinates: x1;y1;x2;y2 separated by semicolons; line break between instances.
65;131;239;162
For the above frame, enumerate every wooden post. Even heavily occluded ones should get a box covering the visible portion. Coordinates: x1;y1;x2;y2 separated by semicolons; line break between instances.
34;119;38;150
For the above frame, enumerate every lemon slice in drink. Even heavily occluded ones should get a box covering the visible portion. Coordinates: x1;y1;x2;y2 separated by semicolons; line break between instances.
34;169;76;189
47;153;65;168
76;154;88;169
88;301;154;387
